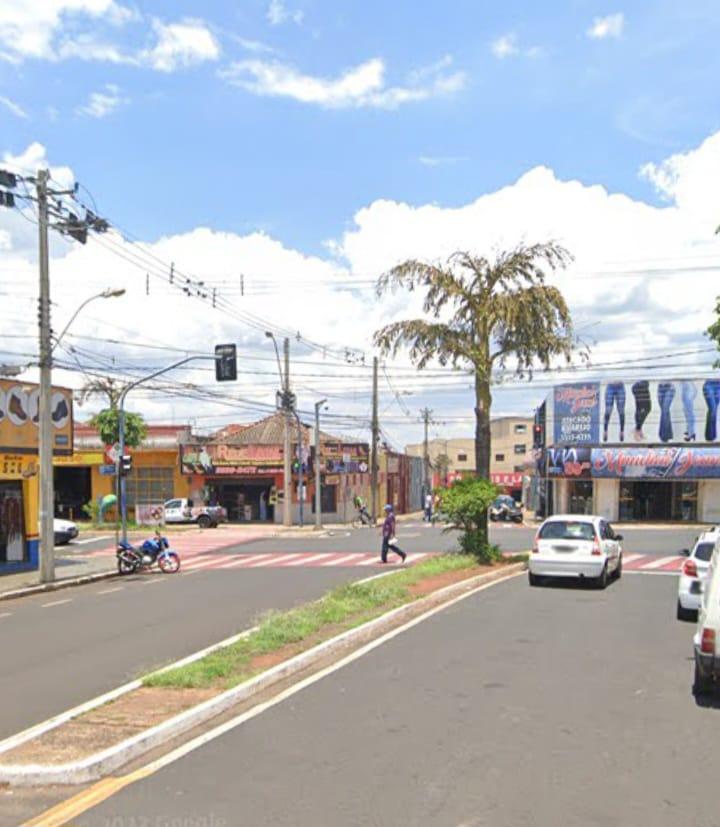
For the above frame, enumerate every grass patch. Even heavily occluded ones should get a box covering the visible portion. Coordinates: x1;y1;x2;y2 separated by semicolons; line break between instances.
144;554;480;691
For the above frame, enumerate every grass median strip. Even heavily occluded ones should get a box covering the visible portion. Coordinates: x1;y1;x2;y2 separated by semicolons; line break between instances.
144;554;481;691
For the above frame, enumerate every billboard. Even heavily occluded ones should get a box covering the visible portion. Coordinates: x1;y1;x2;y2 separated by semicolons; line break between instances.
553;383;600;445
181;444;284;476
546;447;592;478
591;447;720;479
320;442;370;474
552;377;720;447
0;379;73;456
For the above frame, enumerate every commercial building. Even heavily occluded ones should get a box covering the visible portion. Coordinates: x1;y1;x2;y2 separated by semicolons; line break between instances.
1;378;73;574
405;415;534;501
541;377;720;523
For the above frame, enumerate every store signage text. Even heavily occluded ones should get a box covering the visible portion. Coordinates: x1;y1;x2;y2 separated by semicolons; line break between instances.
591;447;720;479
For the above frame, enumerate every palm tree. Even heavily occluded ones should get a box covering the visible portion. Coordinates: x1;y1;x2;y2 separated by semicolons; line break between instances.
374;243;575;545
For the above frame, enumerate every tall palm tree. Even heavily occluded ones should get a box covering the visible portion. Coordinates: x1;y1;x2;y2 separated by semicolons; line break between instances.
374;243;575;544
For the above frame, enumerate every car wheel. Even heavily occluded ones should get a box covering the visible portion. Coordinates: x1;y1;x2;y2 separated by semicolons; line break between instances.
595;564;609;590
528;572;542;587
197;515;212;529
694;660;713;696
676;600;696;622
614;555;622;580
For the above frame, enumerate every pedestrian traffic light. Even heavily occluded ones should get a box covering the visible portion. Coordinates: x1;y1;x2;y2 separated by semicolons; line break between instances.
119;454;133;476
281;390;296;410
215;344;237;382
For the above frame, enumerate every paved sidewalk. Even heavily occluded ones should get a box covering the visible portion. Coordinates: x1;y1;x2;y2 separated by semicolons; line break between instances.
0;554;116;599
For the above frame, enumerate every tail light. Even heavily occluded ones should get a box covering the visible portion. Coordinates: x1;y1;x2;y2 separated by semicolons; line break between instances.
701;628;716;655
591;538;602;556
532;532;539;554
683;559;698;578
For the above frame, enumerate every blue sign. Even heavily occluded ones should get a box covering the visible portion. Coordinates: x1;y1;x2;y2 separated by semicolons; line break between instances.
591;447;720;479
553;383;600;445
547;447;592;478
99;464;117;476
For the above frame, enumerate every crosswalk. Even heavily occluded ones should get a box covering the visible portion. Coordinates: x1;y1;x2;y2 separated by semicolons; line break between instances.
623;554;684;574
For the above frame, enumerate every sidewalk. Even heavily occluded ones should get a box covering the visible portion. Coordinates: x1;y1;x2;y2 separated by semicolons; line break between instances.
0;555;117;601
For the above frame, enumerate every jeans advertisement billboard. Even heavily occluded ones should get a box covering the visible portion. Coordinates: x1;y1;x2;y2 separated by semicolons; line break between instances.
551;377;720;446
591;447;720;479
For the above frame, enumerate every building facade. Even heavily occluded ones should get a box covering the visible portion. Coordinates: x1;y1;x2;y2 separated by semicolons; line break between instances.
1;378;74;574
542;377;720;523
405;415;534;501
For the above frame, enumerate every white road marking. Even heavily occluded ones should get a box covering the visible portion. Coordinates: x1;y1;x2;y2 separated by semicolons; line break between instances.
216;554;272;569
622;553;645;563
321;553;363;566
97;587;123;595
141;578;166;586
283;553;330;567
642;555;681;570
0;612;12;619
245;553;299;568
41;598;72;608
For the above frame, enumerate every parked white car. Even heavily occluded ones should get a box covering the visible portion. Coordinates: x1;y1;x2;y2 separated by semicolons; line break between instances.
529;514;623;589
677;532;717;621
693;534;720;695
53;518;79;545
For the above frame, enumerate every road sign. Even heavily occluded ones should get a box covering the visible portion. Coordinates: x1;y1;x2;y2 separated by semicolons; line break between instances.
106;443;120;464
99;464;116;476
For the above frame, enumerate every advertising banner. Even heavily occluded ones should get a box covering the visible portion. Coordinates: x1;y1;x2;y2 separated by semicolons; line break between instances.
553;383;600;445
0;379;73;456
321;442;370;474
591;447;720;479
181;444;284;476
136;504;165;526
0;454;38;480
546;447;592;478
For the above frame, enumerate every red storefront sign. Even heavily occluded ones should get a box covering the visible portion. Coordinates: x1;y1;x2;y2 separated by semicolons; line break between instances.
490;472;524;487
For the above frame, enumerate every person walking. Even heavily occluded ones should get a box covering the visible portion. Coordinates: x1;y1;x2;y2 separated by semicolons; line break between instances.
424;492;433;523
381;504;406;564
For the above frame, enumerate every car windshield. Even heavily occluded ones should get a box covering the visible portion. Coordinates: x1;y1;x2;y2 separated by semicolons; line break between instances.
539;521;596;541
694;542;715;562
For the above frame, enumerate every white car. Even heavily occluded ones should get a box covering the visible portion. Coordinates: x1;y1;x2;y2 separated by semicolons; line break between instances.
677;532;717;621
53;518;79;545
693;535;720;695
528;514;623;589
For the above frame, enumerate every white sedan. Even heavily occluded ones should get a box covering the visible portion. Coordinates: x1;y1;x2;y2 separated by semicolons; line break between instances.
528;514;623;589
677;532;717;621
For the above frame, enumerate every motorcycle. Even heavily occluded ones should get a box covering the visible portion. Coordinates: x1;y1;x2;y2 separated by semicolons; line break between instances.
489;496;524;524
116;532;181;575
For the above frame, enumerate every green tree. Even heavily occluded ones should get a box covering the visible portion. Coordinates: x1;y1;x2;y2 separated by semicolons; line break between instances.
374;243;575;546
437;477;500;561
434;453;451;486
90;408;147;448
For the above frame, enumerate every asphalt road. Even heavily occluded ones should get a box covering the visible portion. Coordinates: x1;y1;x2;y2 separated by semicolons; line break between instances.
53;571;719;827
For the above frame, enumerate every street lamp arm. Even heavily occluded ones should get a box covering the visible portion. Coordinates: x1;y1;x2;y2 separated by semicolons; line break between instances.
51;288;126;355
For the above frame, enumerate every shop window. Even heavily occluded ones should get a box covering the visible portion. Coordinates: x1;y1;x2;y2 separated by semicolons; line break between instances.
514;423;527;433
514;444;527;455
312;484;337;514
495;453;505;462
457;453;468;462
672;482;698;522
567;480;593;515
126;467;175;505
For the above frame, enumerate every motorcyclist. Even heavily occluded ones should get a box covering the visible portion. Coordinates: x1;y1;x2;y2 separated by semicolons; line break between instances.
353;494;371;525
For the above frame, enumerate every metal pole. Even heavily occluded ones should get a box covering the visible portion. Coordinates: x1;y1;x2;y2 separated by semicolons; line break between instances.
37;169;54;583
283;338;292;526
314;400;326;530
370;356;378;524
295;411;304;527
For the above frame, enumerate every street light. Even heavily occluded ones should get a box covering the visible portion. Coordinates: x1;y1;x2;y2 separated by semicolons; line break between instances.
52;287;126;353
39;286;126;584
314;399;328;530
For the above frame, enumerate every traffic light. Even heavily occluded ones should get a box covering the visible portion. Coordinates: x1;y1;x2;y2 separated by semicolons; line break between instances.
0;170;17;188
281;390;296;410
533;402;546;448
215;344;237;382
119;454;133;476
0;191;15;208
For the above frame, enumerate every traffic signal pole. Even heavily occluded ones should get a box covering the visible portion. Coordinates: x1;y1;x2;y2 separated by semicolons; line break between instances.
283;338;292;527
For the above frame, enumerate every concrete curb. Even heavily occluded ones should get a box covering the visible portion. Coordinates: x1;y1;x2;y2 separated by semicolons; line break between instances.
0;562;524;786
0;569;118;603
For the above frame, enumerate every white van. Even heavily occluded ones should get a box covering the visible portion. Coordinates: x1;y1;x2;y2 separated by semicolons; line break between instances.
692;533;720;695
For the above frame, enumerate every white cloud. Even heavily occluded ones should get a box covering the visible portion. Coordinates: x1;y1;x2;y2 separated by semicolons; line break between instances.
418;155;468;167
76;84;128;118
0;96;28;118
140;18;220;72
267;0;303;26
491;33;543;59
587;13;624;40
220;56;466;109
0;0;134;61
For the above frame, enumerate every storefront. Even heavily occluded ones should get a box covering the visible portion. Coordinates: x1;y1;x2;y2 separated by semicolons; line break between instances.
1;379;73;574
544;377;720;523
490;472;524;503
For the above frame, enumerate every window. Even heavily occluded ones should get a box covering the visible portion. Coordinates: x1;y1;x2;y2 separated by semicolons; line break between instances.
495;453;505;462
514;465;525;473
694;542;715;562
457;453;468;462
514;423;527;434
514;444;527;455
539;520;596;541
126;467;175;505
567;481;593;515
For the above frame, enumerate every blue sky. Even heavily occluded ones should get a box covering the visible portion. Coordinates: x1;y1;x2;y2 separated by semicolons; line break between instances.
2;1;720;255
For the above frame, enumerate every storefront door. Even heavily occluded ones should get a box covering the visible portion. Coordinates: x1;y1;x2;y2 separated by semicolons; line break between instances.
0;482;25;562
618;481;695;521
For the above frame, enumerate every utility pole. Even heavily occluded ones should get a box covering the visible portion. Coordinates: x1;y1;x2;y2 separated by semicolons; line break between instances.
283;337;292;526
295;411;305;527
421;407;433;499
37;169;54;584
370;356;379;524
314;399;327;530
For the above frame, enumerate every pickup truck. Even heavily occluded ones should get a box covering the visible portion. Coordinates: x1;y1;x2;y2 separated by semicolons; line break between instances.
163;499;227;529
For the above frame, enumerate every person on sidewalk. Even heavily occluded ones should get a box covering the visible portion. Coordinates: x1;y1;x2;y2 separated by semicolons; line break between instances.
381;504;406;564
424;492;433;523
